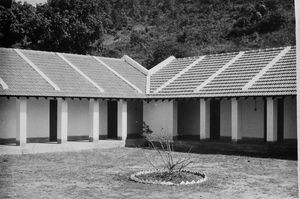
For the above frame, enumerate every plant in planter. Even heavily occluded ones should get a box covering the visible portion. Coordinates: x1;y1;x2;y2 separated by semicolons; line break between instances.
130;122;207;186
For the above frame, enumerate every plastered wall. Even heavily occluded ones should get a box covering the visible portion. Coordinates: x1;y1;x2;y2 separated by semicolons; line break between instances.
0;98;16;139
99;100;108;136
27;98;49;138
67;99;89;136
143;100;177;137
220;99;231;137
239;98;265;138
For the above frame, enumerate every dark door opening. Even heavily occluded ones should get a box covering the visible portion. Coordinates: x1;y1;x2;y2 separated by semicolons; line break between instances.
277;99;284;143
49;99;57;142
210;100;220;140
107;101;118;139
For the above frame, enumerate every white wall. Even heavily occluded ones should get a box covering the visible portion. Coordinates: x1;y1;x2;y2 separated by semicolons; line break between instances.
178;100;199;135
127;101;143;135
27;98;49;138
99;100;108;137
67;99;89;136
240;98;265;138
220;99;231;137
0;98;16;139
143;100;177;137
284;97;297;139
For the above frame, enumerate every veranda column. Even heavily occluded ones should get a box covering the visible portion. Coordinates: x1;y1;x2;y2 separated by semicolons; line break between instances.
57;98;68;144
231;98;241;142
266;97;278;142
171;100;178;140
89;99;99;142
200;99;210;140
117;100;127;140
16;97;27;146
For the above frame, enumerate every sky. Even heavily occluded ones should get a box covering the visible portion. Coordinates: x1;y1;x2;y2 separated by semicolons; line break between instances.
19;0;47;5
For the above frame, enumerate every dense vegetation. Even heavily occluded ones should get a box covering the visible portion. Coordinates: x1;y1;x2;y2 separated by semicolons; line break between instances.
0;0;295;68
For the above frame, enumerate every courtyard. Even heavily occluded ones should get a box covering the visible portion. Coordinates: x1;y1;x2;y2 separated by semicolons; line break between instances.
0;147;297;199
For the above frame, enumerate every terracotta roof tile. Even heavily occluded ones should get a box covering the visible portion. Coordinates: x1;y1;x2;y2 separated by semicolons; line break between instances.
0;48;146;98
0;49;56;96
99;58;146;92
149;46;296;98
62;54;142;97
21;50;100;97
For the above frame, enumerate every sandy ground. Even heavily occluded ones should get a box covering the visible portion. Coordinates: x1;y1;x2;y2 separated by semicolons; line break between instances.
0;147;297;199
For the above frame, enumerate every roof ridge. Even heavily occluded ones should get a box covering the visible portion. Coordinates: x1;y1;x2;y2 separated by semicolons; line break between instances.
93;56;143;94
15;49;61;91
176;46;293;60
242;46;292;91
0;77;8;90
121;55;148;75
56;53;105;93
0;47;124;60
154;56;206;94
194;51;245;92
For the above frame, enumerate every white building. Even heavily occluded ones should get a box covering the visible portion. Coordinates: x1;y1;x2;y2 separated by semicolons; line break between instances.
0;47;297;155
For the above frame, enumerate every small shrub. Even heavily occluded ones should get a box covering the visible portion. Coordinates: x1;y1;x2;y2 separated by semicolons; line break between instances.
141;122;193;174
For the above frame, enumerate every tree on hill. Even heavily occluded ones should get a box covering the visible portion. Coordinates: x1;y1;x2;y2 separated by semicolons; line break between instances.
0;0;296;67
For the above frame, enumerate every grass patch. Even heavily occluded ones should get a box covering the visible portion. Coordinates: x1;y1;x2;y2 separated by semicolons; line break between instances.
0;147;298;199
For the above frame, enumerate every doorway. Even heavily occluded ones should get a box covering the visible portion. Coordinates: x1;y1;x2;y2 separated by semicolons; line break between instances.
210;100;220;140
107;101;118;139
49;99;57;142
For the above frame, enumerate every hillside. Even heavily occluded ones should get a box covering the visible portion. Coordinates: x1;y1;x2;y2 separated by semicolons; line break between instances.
0;0;295;68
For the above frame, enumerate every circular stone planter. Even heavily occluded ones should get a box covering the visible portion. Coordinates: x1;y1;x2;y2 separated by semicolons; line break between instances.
130;170;207;186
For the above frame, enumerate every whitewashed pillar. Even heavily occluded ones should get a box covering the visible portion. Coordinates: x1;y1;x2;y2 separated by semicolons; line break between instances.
266;97;278;142
172;100;178;140
117;100;127;140
200;99;210;140
57;98;68;144
231;98;241;142
89;99;99;142
16;98;27;146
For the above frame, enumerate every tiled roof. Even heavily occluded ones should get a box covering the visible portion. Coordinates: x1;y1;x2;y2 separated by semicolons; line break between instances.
149;46;296;98
0;48;146;98
150;57;198;93
0;48;56;96
0;46;296;99
100;58;146;92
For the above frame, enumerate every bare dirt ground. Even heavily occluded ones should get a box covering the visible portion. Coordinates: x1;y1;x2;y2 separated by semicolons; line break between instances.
0;147;297;199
